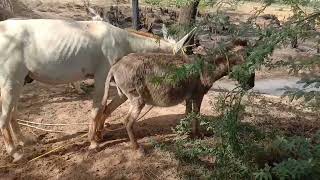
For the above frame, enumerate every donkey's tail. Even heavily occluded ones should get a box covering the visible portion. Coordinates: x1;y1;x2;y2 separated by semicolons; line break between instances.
101;69;114;106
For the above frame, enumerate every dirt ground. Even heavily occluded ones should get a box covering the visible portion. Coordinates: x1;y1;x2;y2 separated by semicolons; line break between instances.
0;0;319;179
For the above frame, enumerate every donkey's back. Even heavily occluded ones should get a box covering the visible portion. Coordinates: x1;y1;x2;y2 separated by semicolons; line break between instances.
108;53;201;107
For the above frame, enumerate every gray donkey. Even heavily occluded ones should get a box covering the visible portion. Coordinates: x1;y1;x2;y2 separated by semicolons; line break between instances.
90;39;255;152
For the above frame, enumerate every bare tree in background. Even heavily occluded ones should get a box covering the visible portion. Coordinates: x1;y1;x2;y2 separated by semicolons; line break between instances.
178;0;200;26
0;0;13;21
132;0;140;30
178;0;200;54
0;0;13;12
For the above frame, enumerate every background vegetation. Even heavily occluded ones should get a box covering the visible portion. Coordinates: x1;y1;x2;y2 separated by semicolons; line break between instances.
144;0;320;179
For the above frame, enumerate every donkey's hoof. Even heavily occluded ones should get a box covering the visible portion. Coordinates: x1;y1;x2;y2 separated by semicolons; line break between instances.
12;152;24;163
135;145;146;158
76;90;86;95
18;136;36;146
138;146;145;155
190;131;202;139
89;141;99;150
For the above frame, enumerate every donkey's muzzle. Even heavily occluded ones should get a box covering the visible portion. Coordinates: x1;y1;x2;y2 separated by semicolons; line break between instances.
241;72;255;90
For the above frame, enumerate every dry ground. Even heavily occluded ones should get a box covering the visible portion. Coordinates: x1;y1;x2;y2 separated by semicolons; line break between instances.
0;0;319;179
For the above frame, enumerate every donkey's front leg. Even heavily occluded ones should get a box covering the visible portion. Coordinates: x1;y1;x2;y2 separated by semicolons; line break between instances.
190;93;205;138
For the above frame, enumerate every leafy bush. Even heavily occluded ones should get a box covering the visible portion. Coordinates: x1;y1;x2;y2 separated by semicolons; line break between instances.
146;0;320;179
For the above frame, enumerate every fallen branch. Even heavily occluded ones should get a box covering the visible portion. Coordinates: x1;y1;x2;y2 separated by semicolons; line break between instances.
0;133;88;169
18;119;90;126
137;105;154;121
28;133;88;163
18;122;68;133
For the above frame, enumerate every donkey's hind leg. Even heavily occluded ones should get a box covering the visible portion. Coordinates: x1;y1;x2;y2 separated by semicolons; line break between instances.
124;97;145;151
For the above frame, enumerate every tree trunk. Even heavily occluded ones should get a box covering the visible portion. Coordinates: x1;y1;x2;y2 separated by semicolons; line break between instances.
177;0;200;54
132;0;140;30
0;0;13;21
178;0;200;26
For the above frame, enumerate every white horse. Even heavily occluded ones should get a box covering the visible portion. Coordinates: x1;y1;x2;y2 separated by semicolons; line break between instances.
0;18;196;162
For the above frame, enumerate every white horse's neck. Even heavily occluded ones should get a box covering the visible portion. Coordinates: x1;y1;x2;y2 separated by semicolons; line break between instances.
127;33;174;54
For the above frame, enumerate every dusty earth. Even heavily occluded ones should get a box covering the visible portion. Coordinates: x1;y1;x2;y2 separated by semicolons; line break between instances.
0;0;319;179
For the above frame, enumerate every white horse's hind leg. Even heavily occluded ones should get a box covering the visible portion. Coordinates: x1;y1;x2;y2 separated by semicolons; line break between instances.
10;106;34;146
88;68;108;149
0;84;21;129
0;83;23;162
2;127;23;162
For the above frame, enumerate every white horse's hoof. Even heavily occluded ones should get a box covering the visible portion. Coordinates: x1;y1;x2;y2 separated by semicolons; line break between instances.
18;136;37;146
0;120;8;129
12;152;23;163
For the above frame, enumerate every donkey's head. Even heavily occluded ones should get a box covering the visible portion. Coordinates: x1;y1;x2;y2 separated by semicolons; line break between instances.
200;39;255;90
126;26;197;55
228;39;255;90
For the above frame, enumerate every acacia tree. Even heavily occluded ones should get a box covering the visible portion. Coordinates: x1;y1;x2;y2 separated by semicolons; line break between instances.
178;0;200;26
156;0;320;178
177;0;200;54
0;0;13;21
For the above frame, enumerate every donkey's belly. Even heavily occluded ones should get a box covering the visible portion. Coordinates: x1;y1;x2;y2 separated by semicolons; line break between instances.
142;85;193;107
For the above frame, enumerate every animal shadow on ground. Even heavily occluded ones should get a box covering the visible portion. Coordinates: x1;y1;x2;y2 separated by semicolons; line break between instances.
48;113;185;153
17;113;186;161
100;113;185;143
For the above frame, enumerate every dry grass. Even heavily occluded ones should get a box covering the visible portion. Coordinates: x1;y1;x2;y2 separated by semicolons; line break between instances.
0;0;319;179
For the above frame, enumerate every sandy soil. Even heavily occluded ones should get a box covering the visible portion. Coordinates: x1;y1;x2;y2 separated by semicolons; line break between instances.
0;0;319;179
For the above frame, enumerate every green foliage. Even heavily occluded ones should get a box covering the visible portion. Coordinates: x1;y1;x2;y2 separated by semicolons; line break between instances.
254;165;273;180
174;113;199;135
150;57;206;86
165;106;320;179
255;134;320;180
271;55;320;108
144;0;217;7
144;0;162;6
147;0;320;179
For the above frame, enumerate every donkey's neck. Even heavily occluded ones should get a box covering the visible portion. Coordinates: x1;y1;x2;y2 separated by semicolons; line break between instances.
213;63;230;81
201;58;233;87
127;33;174;53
